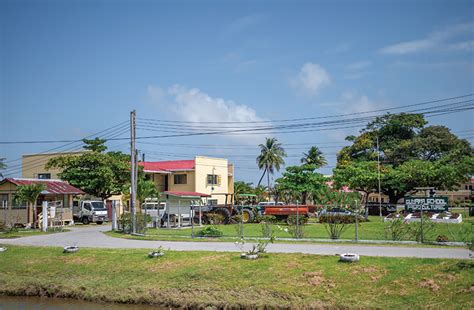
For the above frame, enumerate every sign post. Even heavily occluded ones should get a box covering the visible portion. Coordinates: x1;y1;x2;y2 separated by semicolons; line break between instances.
404;197;449;212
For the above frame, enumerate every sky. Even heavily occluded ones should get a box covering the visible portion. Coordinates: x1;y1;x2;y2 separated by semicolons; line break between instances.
1;0;473;184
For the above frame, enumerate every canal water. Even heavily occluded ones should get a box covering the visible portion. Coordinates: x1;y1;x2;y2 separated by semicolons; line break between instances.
0;296;171;309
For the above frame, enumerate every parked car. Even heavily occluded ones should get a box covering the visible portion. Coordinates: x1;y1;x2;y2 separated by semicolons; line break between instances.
318;207;353;217
258;201;284;207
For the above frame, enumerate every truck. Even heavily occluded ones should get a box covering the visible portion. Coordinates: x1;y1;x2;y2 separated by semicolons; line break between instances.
72;200;109;225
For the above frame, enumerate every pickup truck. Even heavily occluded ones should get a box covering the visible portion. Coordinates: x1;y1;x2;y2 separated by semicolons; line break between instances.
73;200;109;225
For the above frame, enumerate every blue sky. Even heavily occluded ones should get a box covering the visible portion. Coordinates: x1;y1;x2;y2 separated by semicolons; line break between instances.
1;0;473;184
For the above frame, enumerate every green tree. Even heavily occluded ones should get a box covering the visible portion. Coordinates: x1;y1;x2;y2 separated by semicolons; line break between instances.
234;181;255;204
301;146;327;168
275;165;326;204
336;113;474;204
82;137;108;152
46;138;130;200
137;179;160;206
15;184;46;228
256;137;287;199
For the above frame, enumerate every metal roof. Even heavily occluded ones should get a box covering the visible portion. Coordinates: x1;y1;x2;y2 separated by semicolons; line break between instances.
139;160;195;172
1;178;84;195
164;191;211;198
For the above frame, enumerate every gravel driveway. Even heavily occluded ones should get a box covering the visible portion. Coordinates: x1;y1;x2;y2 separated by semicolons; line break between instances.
1;224;471;259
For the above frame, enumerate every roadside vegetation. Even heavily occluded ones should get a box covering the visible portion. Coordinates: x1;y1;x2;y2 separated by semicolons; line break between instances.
108;212;473;245
0;246;471;308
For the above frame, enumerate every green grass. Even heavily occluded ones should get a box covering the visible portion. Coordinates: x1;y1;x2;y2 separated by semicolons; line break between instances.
0;229;69;239
0;246;471;308
111;214;473;244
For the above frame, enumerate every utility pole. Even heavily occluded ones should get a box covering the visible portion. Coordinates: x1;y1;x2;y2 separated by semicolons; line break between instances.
377;136;382;218
130;110;137;234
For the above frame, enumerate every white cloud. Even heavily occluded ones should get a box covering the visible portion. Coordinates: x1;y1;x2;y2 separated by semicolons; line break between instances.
290;63;331;96
379;21;474;54
148;85;269;142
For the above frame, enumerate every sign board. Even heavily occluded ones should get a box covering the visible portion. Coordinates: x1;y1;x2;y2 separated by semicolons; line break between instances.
404;197;448;212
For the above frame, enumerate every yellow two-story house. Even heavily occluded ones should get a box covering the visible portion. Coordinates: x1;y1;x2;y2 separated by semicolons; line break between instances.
140;156;234;205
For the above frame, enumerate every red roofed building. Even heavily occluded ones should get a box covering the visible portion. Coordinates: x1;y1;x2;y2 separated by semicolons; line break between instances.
139;156;234;205
0;178;84;227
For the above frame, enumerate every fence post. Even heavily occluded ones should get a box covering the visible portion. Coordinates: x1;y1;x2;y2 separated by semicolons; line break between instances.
42;201;48;232
112;200;117;231
355;200;359;242
296;200;300;239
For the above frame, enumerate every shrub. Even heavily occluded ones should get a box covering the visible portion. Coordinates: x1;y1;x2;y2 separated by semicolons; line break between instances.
206;213;225;225
197;225;223;237
287;215;308;239
407;215;435;242
255;214;277;223
319;214;355;240
436;235;449;242
260;221;274;239
384;218;410;241
118;213;151;234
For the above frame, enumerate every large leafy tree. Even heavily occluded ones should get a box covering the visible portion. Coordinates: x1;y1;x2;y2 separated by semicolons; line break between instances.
301;146;327;168
335;113;474;204
46;138;130;200
276;164;327;204
15;184;46;228
256;137;287;197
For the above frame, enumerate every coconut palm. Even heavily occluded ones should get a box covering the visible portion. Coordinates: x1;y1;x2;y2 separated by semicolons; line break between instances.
256;138;286;199
15;184;46;229
301;146;327;168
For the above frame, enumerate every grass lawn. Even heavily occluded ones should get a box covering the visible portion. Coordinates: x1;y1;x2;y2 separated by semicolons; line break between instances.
0;246;472;308
110;214;473;244
0;229;69;239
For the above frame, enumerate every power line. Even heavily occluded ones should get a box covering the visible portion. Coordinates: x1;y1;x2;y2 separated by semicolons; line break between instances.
138;94;473;124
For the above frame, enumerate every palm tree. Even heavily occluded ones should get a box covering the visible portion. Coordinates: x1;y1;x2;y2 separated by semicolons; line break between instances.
256;137;286;200
301;146;327;168
15;184;46;229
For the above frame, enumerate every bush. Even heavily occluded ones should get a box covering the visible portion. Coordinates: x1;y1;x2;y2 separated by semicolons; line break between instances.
260;221;274;239
254;214;277;223
384;218;410;241
118;213;151;234
206;213;225;225
407;216;435;242
197;225;223;237
436;235;449;242
319;214;355;240
287;215;307;239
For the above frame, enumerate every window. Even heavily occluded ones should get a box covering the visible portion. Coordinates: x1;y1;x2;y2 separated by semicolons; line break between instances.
207;174;221;185
174;174;187;185
83;203;91;211
0;194;8;209
37;173;51;179
208;199;218;206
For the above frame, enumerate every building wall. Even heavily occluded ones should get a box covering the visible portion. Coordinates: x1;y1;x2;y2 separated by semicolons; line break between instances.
22;151;86;179
168;171;196;192
194;156;230;205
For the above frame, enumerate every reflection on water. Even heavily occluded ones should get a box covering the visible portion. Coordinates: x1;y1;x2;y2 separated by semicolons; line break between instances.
0;296;170;310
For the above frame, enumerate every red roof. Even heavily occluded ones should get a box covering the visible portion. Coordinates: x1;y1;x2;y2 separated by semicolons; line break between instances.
140;160;195;172
1;178;84;195
164;191;210;198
